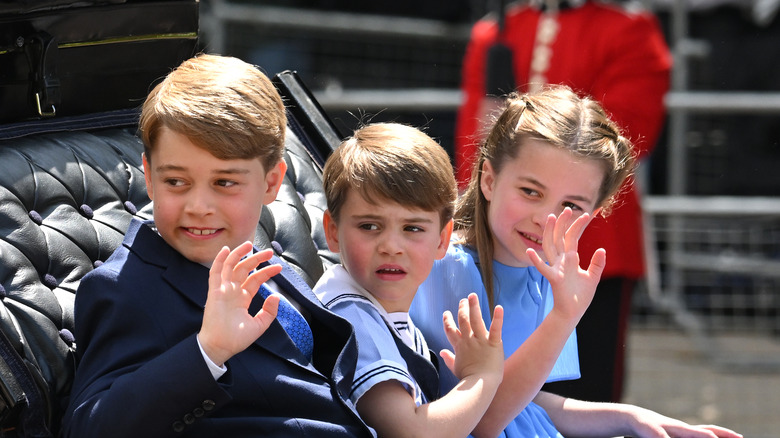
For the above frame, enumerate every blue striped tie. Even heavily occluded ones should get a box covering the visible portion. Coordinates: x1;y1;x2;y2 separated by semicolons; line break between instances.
259;283;314;360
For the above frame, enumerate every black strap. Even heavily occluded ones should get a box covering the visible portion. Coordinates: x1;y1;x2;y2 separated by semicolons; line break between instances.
485;0;516;95
0;329;51;437
23;31;60;118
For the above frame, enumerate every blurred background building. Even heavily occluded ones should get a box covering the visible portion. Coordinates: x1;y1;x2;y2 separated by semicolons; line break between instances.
199;1;780;435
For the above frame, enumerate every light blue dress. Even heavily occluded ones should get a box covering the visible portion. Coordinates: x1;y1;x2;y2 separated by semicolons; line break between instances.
410;243;580;438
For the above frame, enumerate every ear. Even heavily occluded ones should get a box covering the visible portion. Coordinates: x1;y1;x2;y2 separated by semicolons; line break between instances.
435;219;453;260
142;153;154;201
480;160;496;202
322;209;341;253
261;160;287;205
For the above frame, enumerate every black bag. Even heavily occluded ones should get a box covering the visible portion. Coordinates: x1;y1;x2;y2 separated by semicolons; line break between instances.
0;0;199;124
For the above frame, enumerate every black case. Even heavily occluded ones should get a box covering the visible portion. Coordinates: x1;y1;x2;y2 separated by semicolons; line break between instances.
0;0;199;123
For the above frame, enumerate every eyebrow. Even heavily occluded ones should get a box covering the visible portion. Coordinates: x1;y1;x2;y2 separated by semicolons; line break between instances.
155;164;251;175
350;213;436;224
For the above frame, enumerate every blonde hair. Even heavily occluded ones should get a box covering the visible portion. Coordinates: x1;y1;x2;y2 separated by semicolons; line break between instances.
323;123;457;229
458;85;636;307
139;53;286;171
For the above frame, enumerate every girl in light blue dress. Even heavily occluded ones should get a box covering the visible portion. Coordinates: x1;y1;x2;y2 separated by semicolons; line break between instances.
411;85;742;438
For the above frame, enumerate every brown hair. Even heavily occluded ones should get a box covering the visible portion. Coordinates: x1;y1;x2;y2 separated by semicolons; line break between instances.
323;122;457;229
139;53;286;171
458;85;636;307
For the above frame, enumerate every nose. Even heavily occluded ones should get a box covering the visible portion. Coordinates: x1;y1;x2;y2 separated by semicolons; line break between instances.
532;202;564;229
377;229;403;255
183;185;214;216
532;205;552;228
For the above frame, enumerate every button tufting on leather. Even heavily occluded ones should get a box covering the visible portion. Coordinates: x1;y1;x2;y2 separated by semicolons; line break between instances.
123;200;137;215
79;204;94;219
0;122;340;433
43;273;58;290
29;210;43;225
59;329;75;346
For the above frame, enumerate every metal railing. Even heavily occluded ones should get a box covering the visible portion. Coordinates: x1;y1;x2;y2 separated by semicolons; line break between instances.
200;3;780;359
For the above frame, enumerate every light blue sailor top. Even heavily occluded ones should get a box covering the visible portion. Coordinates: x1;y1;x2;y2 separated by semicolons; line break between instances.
410;243;580;438
315;265;431;407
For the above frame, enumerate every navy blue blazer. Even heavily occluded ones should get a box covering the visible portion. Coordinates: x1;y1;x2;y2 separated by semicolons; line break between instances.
63;219;374;438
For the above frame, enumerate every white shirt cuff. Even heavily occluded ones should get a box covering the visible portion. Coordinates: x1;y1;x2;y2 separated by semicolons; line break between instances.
197;334;228;380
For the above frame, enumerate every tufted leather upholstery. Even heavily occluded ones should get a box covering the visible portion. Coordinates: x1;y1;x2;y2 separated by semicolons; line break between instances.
0;76;340;435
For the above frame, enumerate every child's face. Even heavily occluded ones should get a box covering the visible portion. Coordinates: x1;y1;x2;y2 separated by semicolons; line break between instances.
143;127;285;266
324;190;451;313
480;139;604;267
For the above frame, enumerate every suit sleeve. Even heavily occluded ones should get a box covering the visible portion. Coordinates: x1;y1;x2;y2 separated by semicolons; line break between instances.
63;267;231;438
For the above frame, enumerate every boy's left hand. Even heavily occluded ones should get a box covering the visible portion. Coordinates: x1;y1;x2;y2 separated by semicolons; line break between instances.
440;293;504;382
199;242;282;367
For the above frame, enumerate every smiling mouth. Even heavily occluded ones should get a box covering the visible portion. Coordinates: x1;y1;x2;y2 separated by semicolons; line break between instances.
187;228;218;236
520;232;541;245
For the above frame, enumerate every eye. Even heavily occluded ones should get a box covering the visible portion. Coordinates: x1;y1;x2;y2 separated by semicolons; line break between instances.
358;223;379;231
404;225;424;233
521;187;540;198
164;178;186;187
215;179;238;188
563;201;584;212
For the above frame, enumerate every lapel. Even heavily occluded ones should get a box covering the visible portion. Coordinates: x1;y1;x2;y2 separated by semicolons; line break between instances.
127;220;319;370
261;255;325;318
259;255;360;396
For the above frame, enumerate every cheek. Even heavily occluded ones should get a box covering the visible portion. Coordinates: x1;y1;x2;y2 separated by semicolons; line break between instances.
227;193;263;219
487;198;510;228
152;199;177;221
413;253;437;281
337;235;367;269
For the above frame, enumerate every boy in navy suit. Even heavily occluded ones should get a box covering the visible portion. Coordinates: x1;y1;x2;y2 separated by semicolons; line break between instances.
63;54;374;438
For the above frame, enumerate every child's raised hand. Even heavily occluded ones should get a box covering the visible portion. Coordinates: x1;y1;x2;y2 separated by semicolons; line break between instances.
440;293;504;383
199;242;283;366
527;207;606;322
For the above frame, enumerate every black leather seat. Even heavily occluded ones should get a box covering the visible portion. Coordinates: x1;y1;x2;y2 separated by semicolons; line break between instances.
0;71;340;437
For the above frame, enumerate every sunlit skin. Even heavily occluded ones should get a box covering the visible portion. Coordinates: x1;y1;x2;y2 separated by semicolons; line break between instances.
471;139;609;436
324;190;506;438
142;126;287;366
471;140;744;438
142;126;285;266
201;244;282;366
323;189;451;313
479;139;604;268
